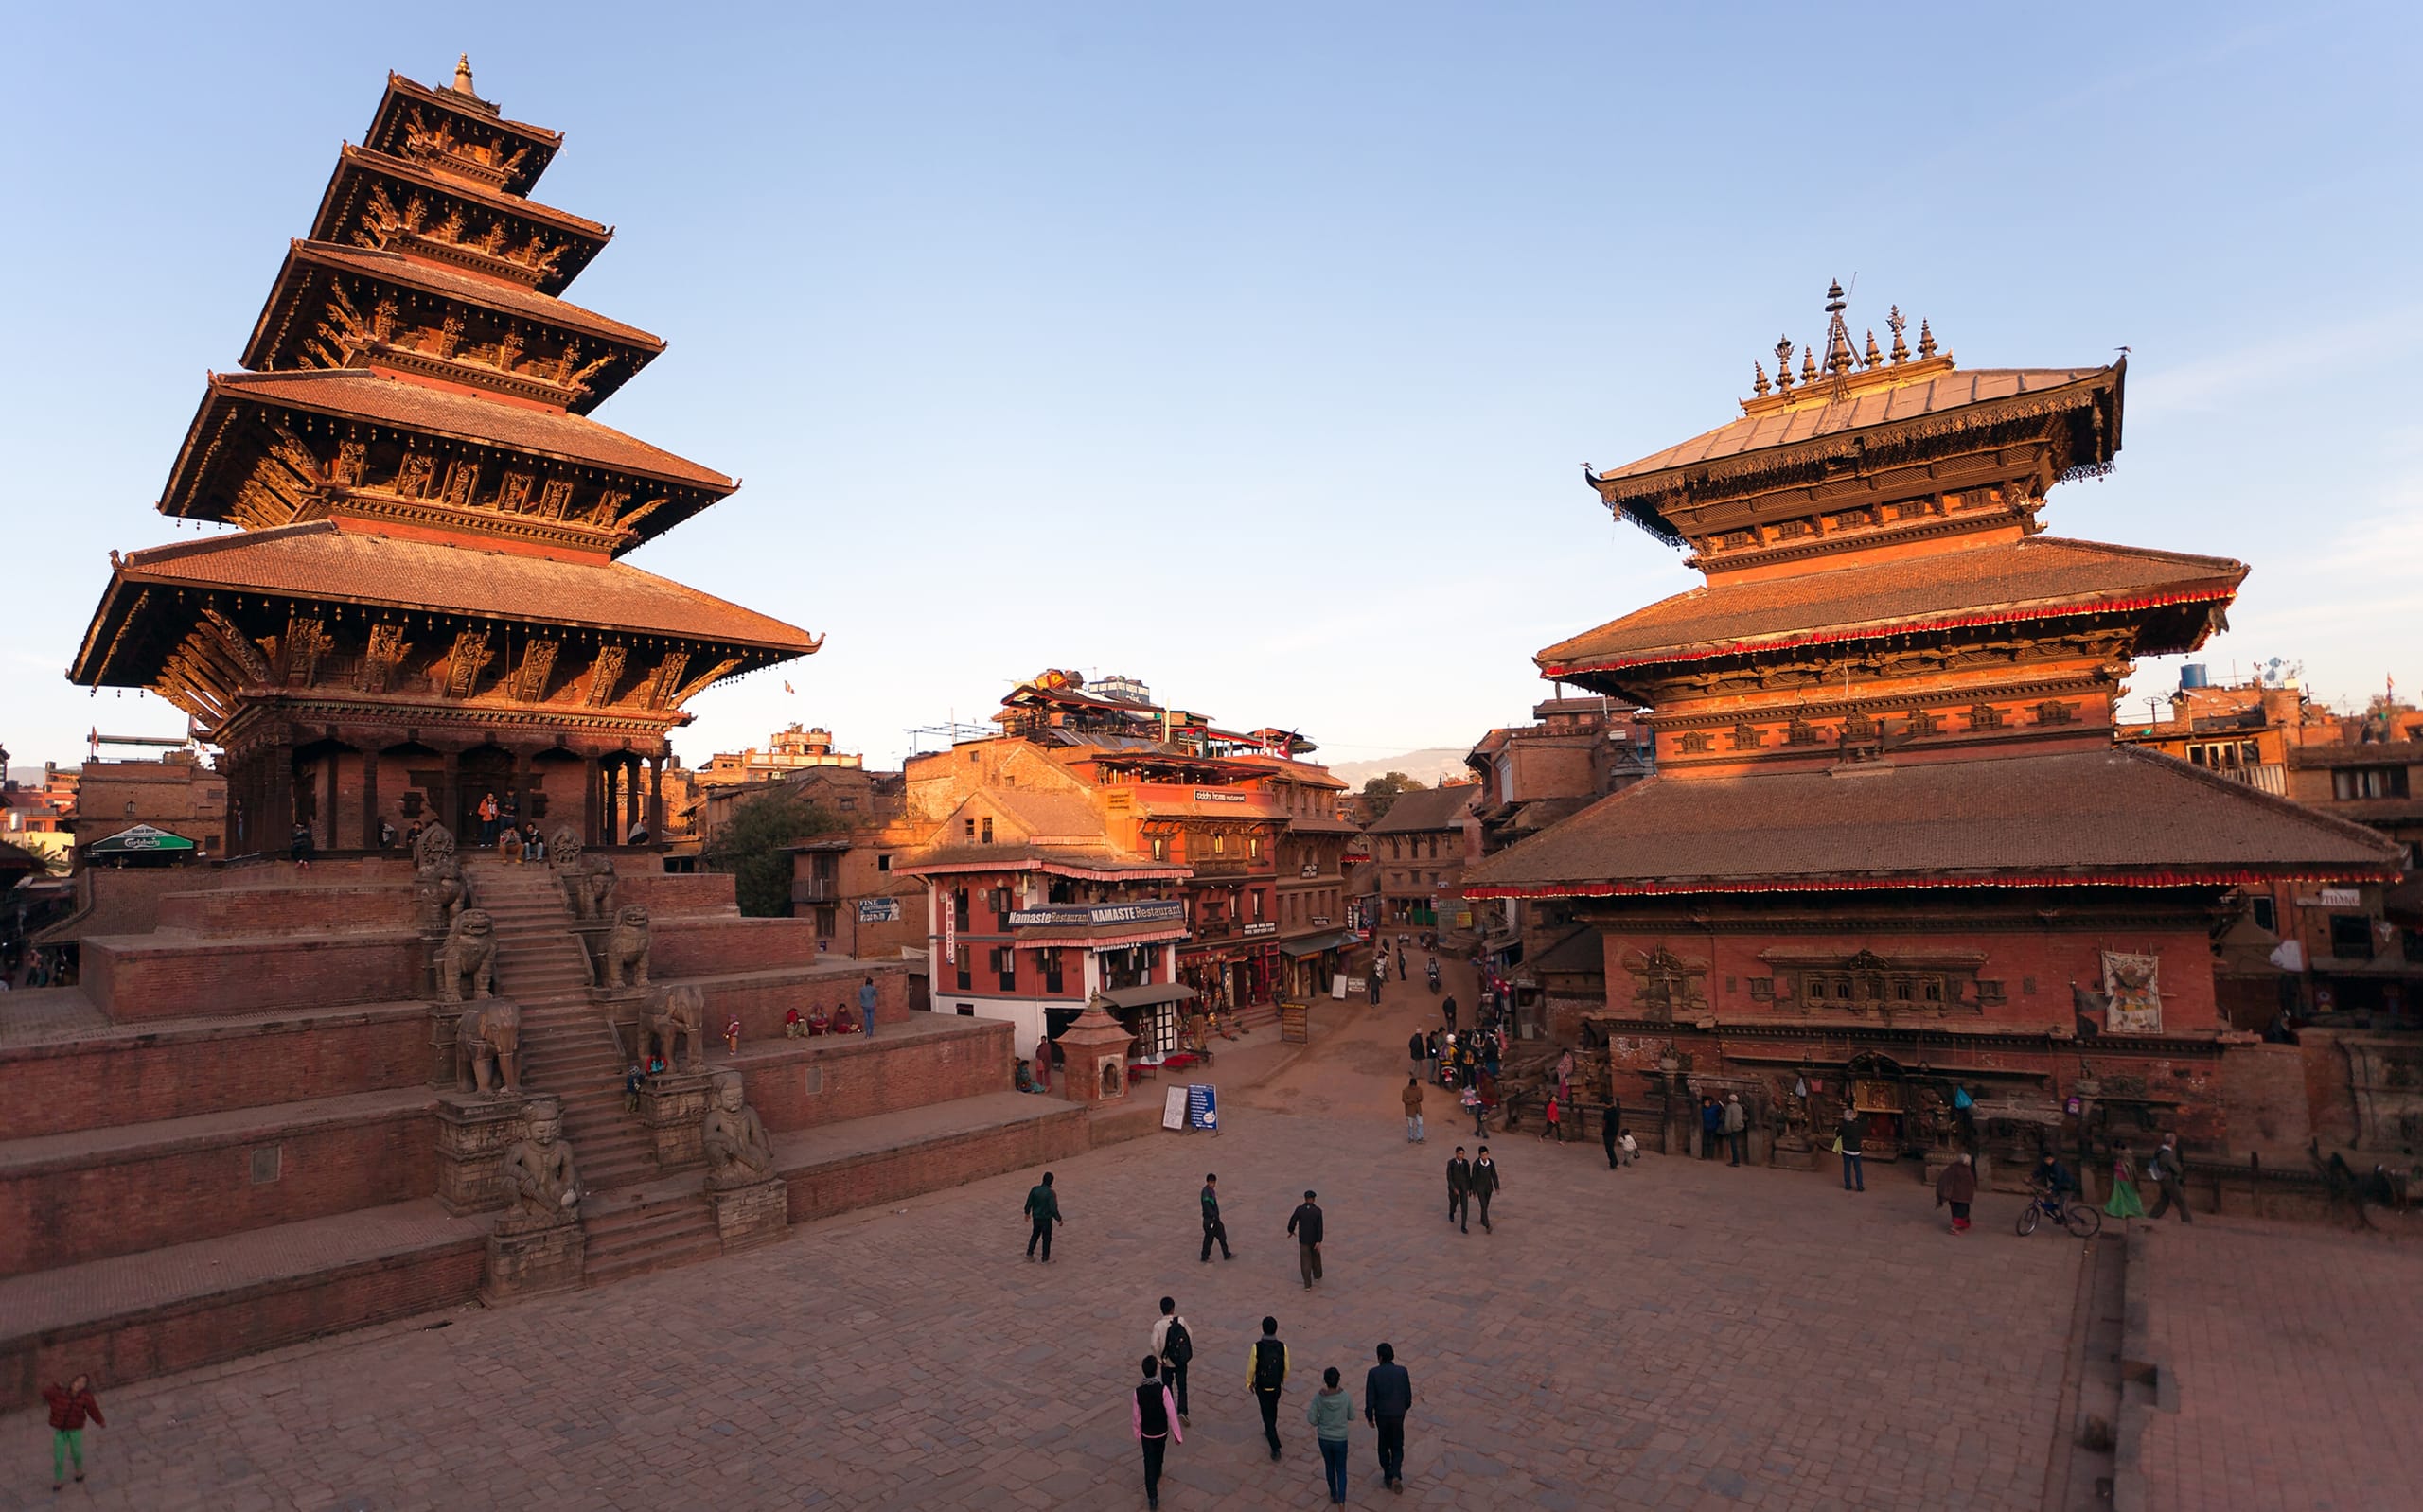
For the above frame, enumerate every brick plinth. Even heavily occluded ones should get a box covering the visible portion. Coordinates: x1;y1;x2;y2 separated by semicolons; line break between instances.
155;884;413;936
647;917;829;978
694;963;914;1044
84;930;422;1020
781;1107;1090;1224
433;1094;529;1214
710;1177;788;1252
481;1222;585;1303
735;1018;1014;1134
0;1004;428;1142
636;1070;716;1169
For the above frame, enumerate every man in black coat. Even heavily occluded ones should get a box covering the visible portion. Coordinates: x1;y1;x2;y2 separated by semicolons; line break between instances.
1470;1146;1501;1233
1286;1189;1325;1289
1446;1148;1472;1233
1363;1342;1415;1493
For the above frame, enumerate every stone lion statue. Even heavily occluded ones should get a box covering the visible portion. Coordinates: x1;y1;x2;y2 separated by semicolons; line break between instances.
437;908;497;1003
648;982;705;1071
453;999;522;1096
701;1072;775;1190
602;904;651;988
552;827;618;921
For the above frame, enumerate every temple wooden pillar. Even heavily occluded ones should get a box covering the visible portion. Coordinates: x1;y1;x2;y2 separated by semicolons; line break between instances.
438;748;461;843
582;754;601;848
265;739;296;855
360;747;381;850
646;753;663;841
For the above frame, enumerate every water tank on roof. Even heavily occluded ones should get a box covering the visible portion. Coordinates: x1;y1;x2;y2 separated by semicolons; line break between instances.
2179;664;2210;690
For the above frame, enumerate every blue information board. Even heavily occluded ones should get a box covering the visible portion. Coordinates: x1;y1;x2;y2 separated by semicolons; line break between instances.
1187;1083;1218;1132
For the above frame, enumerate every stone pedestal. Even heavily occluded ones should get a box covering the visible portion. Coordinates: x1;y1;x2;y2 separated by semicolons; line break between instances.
481;1222;585;1304
425;997;460;1085
434;1091;530;1214
710;1176;789;1253
1770;1136;1816;1171
637;1069;716;1169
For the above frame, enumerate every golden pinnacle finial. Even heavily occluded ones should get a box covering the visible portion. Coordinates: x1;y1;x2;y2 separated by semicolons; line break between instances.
1863;330;1882;369
1821;279;1858;377
1887;306;1909;364
1773;335;1795;391
1799;345;1818;384
1752;362;1771;397
453;54;476;95
1917;319;1937;360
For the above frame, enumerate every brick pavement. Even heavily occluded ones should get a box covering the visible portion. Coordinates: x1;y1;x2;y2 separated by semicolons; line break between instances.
2133;1218;2423;1512
5;984;2088;1511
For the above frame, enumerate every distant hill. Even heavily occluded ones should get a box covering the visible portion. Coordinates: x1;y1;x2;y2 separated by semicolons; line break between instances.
1324;748;1473;790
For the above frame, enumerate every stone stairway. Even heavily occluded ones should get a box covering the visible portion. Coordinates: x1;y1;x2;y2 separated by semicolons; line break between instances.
460;859;657;1193
582;1177;721;1286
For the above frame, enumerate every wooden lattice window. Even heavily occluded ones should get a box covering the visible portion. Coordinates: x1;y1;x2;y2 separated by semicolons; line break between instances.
2034;700;2077;726
1906;710;1944;736
1728;724;1764;751
1785;718;1823;747
1775;519;1812;539
1965;704;2006;731
1677;731;1715;755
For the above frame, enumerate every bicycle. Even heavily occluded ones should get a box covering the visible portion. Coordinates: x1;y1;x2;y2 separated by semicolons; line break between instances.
2016;1187;2101;1239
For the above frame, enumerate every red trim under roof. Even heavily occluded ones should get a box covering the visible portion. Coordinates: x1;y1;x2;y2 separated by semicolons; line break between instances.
1463;864;2400;902
1542;587;2237;680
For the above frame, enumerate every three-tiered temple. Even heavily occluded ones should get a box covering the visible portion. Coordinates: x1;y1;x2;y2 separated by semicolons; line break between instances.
67;60;819;853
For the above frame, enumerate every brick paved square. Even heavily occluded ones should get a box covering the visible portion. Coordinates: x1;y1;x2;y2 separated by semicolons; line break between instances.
4;1006;2091;1512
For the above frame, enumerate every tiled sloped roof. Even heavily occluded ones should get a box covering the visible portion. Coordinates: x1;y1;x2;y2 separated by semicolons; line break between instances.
109;521;814;651
1539;536;2243;677
1599;366;2112;485
1461;747;2401;898
192;369;732;491
248;241;666;360
1366;784;1478;834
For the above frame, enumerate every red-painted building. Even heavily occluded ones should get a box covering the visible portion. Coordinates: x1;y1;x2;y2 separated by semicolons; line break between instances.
1465;288;2400;1168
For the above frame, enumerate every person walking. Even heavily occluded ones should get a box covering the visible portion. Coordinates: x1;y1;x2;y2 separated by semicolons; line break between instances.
42;1374;103;1491
1724;1094;1748;1167
1200;1171;1234;1262
1152;1296;1195;1421
1287;1189;1326;1289
1617;1126;1638;1167
1397;951;1407;982
2145;1133;2194;1223
1441;993;1458;1031
1538;1093;1563;1143
1471;1146;1501;1232
1601;1099;1621;1169
1249;1316;1290;1460
1446;1147;1472;1233
1835;1107;1865;1192
1364;1342;1413;1493
1023;1171;1062;1261
1401;1076;1425;1143
1133;1356;1183;1510
1936;1152;1978;1234
1425;1029;1443;1085
1367;971;1382;1006
1406;1029;1426;1080
2107;1147;2149;1221
1698;1095;1722;1160
1307;1366;1353;1503
858;976;878;1038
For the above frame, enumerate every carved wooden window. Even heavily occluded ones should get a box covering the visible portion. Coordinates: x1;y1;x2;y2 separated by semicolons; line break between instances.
1723;530;1753;549
1906;710;1944;736
1841;711;1879;742
2034;700;2077;726
1977;979;2007;1005
1965;704;2006;731
1785;718;1823;747
1677;731;1715;755
1776;519;1812;539
980;817;994;845
1748;976;1775;1000
1728;724;1764;751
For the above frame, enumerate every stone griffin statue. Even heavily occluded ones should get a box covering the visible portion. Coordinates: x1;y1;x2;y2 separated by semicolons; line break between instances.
648;982;706;1072
412;821;469;934
437;908;497;1003
602;905;652;989
496;1099;582;1232
701;1072;776;1190
550;826;617;921
453;999;522;1096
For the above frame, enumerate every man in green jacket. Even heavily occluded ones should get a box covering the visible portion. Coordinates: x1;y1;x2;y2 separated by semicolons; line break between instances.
1024;1171;1062;1262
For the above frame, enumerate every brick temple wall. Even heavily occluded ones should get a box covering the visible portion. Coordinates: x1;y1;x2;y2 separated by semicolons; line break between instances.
783;1105;1088;1224
699;962;914;1044
614;871;738;918
155;884;413;936
0;1007;428;1141
83;932;423;1020
739;1018;1014;1134
0;1101;436;1275
647;917;829;978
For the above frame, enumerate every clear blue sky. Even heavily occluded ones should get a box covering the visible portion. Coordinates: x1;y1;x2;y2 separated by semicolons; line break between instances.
6;3;2418;778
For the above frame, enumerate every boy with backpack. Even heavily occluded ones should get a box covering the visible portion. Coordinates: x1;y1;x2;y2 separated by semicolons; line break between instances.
1247;1315;1290;1460
1151;1296;1195;1421
1132;1357;1183;1510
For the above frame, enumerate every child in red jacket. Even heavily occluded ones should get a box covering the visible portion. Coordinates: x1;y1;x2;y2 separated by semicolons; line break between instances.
43;1374;104;1489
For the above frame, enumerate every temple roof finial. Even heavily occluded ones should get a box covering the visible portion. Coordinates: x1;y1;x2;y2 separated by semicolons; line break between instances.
1887;306;1909;364
1863;329;1882;369
1799;345;1818;384
1821;278;1857;377
1751;362;1771;398
1773;335;1795;391
1917;318;1937;360
453;54;476;96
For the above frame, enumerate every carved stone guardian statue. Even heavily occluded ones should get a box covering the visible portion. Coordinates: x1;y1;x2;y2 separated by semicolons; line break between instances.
551;826;617;921
701;1072;776;1190
648;982;706;1072
436;908;497;1002
453;999;522;1095
412;822;469;934
496;1099;582;1233
603;905;652;988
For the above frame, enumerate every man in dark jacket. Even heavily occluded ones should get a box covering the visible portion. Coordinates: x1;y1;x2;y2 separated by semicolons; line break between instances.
1470;1146;1502;1232
1363;1342;1414;1492
1134;1356;1182;1510
1248;1315;1290;1460
1698;1095;1723;1159
1446;1147;1472;1233
1024;1171;1062;1261
1406;1029;1426;1079
1601;1099;1622;1169
1200;1172;1233;1262
1287;1189;1325;1288
2145;1132;2194;1223
1837;1109;1866;1192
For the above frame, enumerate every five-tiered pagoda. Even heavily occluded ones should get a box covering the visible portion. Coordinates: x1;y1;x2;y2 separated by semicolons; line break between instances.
68;60;819;854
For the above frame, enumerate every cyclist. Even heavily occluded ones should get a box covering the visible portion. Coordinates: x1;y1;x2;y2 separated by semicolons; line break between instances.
2029;1150;2078;1218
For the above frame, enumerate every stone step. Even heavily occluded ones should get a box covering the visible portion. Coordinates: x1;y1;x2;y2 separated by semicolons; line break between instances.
583;1235;723;1287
